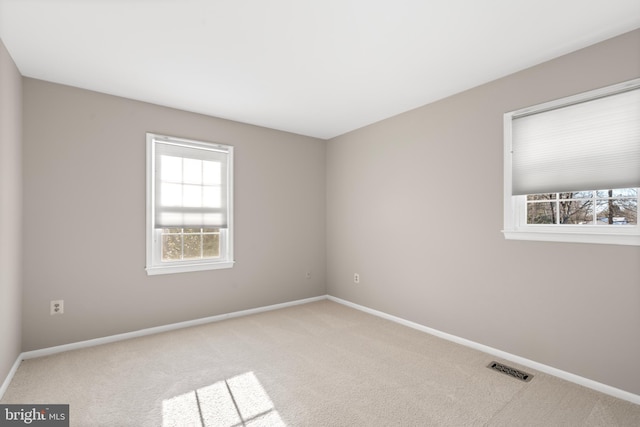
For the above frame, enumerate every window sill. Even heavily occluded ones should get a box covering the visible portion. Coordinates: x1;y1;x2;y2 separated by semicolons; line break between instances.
146;260;235;276
502;229;640;246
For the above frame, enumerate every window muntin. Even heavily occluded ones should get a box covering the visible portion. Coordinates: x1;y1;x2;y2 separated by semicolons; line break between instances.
154;139;229;229
161;228;221;261
146;133;234;275
526;188;638;226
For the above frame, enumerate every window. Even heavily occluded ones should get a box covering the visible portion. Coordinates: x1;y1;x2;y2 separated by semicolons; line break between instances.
503;79;640;246
526;189;637;225
146;133;234;274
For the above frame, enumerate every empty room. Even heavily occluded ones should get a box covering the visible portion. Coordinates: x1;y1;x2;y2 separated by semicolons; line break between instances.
1;1;639;425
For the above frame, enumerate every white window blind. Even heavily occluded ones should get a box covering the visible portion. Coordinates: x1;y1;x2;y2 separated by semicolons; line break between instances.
152;136;231;229
511;81;640;196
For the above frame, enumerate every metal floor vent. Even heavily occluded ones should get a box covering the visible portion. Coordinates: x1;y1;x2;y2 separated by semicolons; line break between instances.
487;361;533;382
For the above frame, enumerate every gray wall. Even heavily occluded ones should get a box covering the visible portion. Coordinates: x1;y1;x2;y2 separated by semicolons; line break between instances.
22;79;326;351
326;29;640;395
0;39;22;384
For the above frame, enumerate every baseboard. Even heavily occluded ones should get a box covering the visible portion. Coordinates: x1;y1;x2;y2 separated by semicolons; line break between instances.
7;294;639;406
327;295;640;406
21;295;327;361
0;354;23;401
1;295;327;400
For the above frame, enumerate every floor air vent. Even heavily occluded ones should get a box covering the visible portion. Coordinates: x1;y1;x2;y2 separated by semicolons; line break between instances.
488;361;533;382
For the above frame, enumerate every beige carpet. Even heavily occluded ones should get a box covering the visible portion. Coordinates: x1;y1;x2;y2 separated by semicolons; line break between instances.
2;300;639;426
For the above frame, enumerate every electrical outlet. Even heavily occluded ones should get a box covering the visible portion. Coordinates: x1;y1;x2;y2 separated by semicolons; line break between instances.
306;271;312;279
50;300;64;315
354;273;360;284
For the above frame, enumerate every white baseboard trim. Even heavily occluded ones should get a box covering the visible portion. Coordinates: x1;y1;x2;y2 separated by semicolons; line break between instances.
0;354;23;401
20;295;326;361
6;294;639;406
1;295;325;400
327;295;640;406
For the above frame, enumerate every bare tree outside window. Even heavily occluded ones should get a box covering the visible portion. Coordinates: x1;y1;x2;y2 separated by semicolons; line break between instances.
527;188;638;225
161;228;221;261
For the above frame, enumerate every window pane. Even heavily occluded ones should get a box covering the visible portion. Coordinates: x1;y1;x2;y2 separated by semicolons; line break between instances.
183;184;202;207
527;202;556;224
162;228;181;234
202;186;221;208
527;194;555;201
558;198;592;224
161;183;182;207
620;197;638;225
183;158;202;184
183;234;202;259
162;234;182;261
597;188;638;198
560;191;593;199
203;161;221;185
160;155;182;182
203;234;220;258
596;198;637;225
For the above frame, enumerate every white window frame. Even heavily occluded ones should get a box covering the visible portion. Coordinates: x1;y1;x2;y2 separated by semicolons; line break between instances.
146;133;234;275
503;80;640;246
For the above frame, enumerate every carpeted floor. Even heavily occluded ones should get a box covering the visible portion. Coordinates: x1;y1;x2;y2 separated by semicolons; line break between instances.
2;300;639;426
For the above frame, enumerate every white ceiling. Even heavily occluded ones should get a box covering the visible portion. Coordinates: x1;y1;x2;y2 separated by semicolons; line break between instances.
1;1;639;139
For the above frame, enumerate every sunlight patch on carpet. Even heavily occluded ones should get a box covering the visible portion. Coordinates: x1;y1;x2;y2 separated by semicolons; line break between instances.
162;371;285;427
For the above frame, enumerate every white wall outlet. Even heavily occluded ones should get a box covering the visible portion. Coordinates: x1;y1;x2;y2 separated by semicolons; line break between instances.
306;271;312;279
354;273;360;284
50;300;64;315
